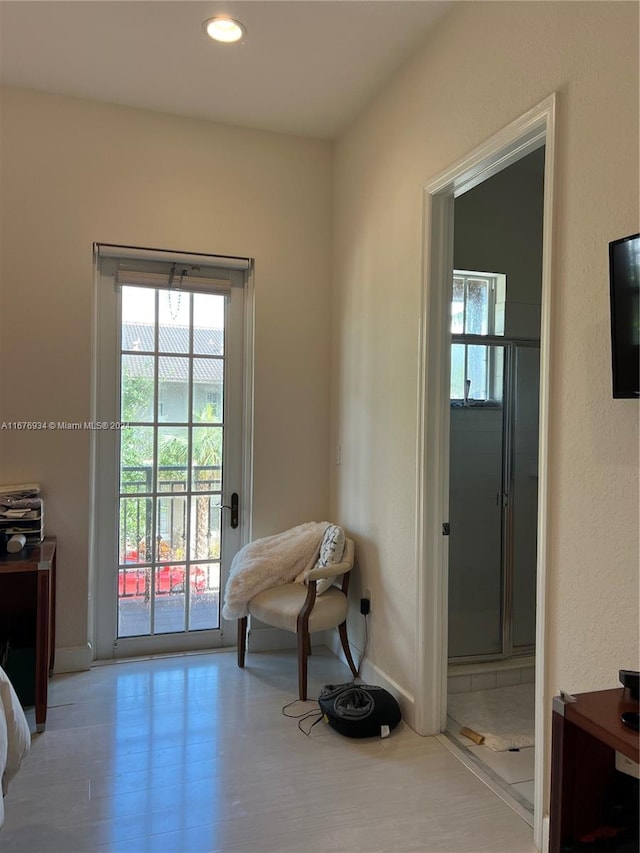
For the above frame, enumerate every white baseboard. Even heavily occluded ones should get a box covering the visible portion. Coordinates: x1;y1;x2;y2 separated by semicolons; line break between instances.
245;626;417;730
325;630;417;731
53;643;92;673
540;814;549;853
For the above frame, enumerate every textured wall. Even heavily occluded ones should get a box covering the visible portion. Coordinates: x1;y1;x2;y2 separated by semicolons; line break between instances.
0;89;333;652
332;0;639;806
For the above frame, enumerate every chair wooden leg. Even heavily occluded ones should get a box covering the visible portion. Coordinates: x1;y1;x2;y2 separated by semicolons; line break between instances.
297;629;309;700
338;621;358;678
306;633;312;655
237;617;247;668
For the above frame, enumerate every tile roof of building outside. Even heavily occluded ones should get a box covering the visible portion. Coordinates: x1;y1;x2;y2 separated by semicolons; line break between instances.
122;323;223;383
122;323;223;356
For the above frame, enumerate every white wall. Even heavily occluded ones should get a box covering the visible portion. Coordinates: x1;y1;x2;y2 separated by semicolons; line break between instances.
332;0;638;807
0;88;333;655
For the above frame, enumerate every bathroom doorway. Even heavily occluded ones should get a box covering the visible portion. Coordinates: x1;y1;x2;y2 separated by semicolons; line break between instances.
445;149;545;814
448;149;544;662
416;95;556;847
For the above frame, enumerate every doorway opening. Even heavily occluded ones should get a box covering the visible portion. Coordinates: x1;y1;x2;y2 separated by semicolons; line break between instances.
416;96;556;848
445;147;545;815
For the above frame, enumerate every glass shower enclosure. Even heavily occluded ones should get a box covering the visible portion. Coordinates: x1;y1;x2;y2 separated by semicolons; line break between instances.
447;339;539;661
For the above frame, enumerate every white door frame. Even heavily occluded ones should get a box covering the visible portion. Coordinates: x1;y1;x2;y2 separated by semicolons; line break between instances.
415;94;556;848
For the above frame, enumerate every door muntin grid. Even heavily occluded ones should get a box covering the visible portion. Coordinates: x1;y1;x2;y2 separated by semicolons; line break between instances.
117;286;225;638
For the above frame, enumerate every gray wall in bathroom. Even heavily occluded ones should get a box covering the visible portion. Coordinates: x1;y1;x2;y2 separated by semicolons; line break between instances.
454;147;544;339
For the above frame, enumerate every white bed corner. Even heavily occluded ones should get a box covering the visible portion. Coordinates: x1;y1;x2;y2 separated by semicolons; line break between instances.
0;665;31;830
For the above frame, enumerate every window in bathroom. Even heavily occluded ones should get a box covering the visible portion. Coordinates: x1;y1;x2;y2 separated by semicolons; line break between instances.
450;271;506;402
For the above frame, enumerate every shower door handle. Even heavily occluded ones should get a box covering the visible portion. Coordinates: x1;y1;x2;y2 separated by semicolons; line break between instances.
496;492;509;507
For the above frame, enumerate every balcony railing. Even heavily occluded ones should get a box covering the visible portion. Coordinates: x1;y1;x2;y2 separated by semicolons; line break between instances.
119;464;221;599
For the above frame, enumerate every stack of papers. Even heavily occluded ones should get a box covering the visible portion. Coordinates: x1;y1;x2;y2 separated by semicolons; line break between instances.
0;483;40;501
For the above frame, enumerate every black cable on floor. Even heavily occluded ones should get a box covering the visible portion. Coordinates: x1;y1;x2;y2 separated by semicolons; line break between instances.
281;698;324;735
282;611;369;734
354;612;368;681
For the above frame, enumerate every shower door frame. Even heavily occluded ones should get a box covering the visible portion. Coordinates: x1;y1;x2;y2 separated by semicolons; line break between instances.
447;336;540;666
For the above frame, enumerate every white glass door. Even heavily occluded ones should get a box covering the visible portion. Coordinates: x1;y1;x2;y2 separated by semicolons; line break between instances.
93;251;250;658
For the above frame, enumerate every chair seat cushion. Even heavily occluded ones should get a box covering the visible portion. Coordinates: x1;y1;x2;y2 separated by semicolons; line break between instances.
248;584;348;633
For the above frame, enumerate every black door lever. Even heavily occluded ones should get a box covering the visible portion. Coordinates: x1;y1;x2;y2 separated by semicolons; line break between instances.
222;492;239;529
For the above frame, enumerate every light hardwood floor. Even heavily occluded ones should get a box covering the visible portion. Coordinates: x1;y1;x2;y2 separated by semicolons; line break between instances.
2;648;537;853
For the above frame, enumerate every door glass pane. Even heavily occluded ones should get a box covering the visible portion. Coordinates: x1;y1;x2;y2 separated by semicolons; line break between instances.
116;284;228;643
511;346;539;648
157;427;189;492
118;568;151;637
119;567;147;597
156;495;187;561
158;291;190;353
189;496;221;561
154;565;185;634
122;286;155;352
158;356;189;422
189;563;220;630
192;428;222;491
119;497;152;564
448;346;505;658
193;293;225;355
193;359;224;422
120;427;154;493
121;355;155;422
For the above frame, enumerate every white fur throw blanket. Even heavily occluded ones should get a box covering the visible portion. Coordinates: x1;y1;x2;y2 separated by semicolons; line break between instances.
222;522;329;620
0;666;31;830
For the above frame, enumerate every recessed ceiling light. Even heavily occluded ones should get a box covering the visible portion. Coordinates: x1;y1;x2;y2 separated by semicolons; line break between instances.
203;16;246;44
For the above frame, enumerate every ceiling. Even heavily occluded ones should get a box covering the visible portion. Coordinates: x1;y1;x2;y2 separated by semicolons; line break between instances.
0;1;453;139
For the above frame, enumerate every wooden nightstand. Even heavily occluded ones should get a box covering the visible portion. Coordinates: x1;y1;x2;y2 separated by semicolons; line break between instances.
0;536;56;732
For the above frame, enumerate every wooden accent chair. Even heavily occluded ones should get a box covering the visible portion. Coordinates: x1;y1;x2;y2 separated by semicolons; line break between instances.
237;537;358;700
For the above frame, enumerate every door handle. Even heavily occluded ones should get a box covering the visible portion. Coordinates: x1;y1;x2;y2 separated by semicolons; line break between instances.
222;492;239;529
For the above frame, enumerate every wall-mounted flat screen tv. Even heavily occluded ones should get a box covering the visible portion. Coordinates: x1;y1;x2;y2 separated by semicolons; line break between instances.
609;233;639;398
